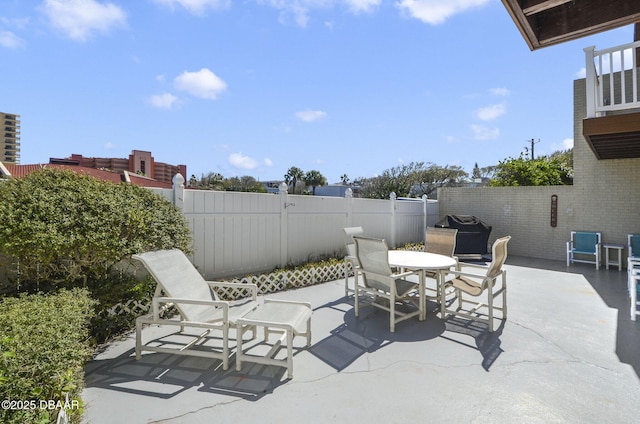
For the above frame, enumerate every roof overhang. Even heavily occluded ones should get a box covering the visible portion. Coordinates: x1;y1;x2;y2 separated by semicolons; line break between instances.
583;112;640;159
501;0;640;50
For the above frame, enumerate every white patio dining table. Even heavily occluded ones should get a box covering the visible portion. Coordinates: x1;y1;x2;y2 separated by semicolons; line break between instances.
387;250;457;320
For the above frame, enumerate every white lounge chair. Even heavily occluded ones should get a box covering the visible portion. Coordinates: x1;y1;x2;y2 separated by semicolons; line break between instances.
132;249;259;370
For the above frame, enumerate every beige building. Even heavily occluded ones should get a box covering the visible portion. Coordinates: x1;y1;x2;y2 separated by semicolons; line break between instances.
1;112;20;164
438;42;640;265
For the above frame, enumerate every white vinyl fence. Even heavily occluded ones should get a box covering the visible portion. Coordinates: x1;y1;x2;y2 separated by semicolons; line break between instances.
149;176;439;279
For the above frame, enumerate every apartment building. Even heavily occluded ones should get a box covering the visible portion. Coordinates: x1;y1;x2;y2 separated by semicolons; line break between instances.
1;112;20;164
49;149;186;185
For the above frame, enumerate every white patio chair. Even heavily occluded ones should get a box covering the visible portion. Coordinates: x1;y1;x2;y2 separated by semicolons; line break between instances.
343;226;364;297
132;249;259;370
443;236;511;332
353;236;423;332
424;227;458;301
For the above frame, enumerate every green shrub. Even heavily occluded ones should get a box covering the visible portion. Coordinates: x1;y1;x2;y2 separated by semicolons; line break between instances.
88;273;156;343
0;168;192;294
0;289;95;424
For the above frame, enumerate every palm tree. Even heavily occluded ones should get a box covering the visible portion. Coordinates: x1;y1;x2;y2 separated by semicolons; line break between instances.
284;166;304;194
340;174;350;185
304;170;327;195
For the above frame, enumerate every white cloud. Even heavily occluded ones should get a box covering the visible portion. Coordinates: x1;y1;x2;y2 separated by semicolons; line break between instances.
151;0;230;15
489;87;510;96
575;67;586;79
40;0;127;42
345;0;381;13
551;138;573;151
295;109;327;122
174;68;227;100
264;158;274;166
229;153;259;170
475;103;506;121
1;17;30;30
149;92;179;109
257;0;379;27
471;124;499;140
396;0;490;25
104;142;115;149
0;31;25;48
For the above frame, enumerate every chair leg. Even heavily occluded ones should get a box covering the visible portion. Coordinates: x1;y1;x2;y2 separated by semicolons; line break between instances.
488;280;494;333
344;259;349;298
502;272;507;320
355;282;360;317
632;275;637;321
222;323;229;370
390;293;396;333
135;318;143;360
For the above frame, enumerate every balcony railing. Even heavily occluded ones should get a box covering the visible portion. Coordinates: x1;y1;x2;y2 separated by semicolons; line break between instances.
584;41;640;118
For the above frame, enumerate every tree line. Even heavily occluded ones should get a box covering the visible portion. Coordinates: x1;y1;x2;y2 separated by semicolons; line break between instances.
189;149;573;199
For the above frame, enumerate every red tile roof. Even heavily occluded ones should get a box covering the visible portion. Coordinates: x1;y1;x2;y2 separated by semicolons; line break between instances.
1;163;172;188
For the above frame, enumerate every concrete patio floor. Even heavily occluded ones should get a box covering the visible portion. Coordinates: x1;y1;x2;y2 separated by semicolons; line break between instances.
82;256;640;423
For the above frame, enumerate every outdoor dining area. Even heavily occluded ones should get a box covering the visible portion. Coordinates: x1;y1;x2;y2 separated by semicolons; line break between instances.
81;227;640;424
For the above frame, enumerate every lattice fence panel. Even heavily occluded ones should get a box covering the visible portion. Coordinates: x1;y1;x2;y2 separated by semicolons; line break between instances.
103;262;348;313
105;299;151;317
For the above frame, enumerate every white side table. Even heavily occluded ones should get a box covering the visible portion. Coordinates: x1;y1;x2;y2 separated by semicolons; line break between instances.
603;243;624;271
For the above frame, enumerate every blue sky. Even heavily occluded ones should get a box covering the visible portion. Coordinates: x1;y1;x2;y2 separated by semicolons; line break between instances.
1;0;635;184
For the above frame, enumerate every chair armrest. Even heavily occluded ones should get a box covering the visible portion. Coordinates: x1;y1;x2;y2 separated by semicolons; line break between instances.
206;281;258;299
456;262;489;272
152;296;230;320
155;296;230;309
447;268;503;280
391;269;422;280
264;298;312;309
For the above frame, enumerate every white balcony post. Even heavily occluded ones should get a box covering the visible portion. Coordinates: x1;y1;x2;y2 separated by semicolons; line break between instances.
584;46;597;118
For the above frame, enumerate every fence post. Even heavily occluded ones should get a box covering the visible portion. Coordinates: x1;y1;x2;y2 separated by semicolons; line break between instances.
422;194;428;244
345;187;353;227
390;192;397;249
172;173;185;211
279;182;289;269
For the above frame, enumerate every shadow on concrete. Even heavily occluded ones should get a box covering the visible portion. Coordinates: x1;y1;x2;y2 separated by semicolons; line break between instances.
442;318;505;371
84;345;288;401
309;296;504;371
507;256;640;378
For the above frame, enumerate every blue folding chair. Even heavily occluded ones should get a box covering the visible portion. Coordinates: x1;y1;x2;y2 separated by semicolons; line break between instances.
566;231;602;270
628;234;640;264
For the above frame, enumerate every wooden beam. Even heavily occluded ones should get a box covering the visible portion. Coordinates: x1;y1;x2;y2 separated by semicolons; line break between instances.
523;0;573;16
535;2;640;48
502;0;640;50
583;113;640;137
